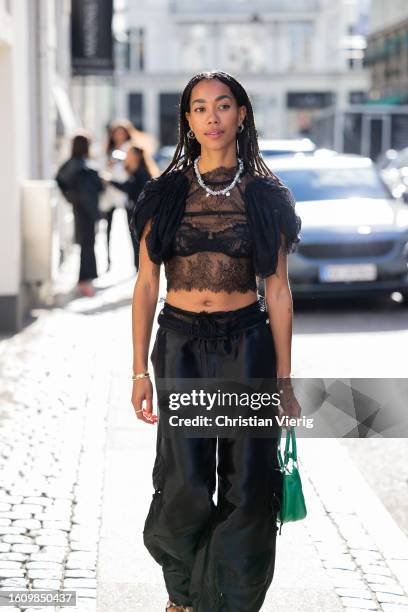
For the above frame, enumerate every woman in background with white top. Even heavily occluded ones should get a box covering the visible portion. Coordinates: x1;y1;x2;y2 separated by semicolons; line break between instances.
100;120;134;270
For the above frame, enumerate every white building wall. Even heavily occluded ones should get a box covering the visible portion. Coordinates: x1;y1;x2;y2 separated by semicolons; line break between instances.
116;0;370;143
369;0;408;34
0;2;30;308
0;0;74;332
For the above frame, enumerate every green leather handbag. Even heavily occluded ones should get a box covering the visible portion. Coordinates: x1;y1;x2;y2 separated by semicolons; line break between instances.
276;427;307;534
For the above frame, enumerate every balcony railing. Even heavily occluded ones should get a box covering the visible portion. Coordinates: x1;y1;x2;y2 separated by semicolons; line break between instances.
169;0;320;14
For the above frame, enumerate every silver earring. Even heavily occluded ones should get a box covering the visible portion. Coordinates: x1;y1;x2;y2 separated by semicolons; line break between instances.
238;123;244;134
187;129;195;139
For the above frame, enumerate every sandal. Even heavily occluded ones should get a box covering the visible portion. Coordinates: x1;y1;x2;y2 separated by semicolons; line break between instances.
165;600;193;611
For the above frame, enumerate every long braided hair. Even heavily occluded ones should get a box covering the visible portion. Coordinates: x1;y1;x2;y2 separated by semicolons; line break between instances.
162;71;282;182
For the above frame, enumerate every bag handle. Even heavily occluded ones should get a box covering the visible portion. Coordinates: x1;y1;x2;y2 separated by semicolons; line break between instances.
277;427;298;468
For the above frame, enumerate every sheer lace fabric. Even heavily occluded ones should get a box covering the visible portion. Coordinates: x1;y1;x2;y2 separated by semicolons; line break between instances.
164;165;257;293
130;162;302;287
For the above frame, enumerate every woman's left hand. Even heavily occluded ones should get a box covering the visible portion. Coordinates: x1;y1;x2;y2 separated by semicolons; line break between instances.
278;384;302;428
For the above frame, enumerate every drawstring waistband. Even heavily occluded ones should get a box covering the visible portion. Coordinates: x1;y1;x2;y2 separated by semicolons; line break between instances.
192;311;219;337
157;298;268;339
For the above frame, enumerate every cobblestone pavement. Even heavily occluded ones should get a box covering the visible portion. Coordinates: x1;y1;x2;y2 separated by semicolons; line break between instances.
300;440;408;611
0;307;112;612
1;214;408;611
0;214;137;612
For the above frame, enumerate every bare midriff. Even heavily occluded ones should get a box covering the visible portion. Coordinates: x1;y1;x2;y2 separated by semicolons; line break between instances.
165;288;258;313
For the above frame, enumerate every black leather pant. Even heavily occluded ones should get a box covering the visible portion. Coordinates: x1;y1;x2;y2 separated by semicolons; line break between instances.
145;299;282;612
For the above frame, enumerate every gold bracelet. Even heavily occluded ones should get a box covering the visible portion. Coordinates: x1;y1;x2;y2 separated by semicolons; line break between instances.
132;371;150;381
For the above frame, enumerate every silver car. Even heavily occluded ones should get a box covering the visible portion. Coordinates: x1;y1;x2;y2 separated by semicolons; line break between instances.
264;155;408;301
259;137;316;158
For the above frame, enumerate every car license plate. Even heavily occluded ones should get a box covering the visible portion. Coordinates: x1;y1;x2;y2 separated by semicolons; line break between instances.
319;263;377;282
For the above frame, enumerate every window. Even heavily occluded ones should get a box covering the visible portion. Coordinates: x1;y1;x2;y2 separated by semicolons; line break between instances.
114;31;130;71
287;22;313;71
349;91;367;104
344;33;366;71
223;24;265;73
128;93;143;131
160;93;180;146
129;27;145;71
180;25;211;73
287;92;335;109
115;28;145;72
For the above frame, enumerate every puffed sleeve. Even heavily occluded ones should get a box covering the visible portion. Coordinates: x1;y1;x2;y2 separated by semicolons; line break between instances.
244;175;301;278
129;170;190;264
129;177;160;242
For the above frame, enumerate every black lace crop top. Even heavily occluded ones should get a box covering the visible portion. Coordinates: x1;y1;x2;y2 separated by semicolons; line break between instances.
130;163;301;294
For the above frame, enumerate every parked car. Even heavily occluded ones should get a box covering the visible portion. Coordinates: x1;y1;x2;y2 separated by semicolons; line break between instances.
376;148;398;171
258;154;408;301
379;147;408;201
155;138;321;171
259;138;316;158
154;145;177;171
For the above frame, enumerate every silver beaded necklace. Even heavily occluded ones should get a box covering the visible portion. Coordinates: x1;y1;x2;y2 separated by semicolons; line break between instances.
193;156;244;197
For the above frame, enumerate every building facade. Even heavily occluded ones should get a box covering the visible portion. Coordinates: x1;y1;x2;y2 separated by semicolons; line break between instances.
0;0;78;333
114;0;370;146
364;0;408;103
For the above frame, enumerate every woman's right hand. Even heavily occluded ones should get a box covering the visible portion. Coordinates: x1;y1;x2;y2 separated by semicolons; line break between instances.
131;378;157;424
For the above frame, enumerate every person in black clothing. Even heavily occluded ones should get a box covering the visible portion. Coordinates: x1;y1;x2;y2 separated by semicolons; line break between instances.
56;133;104;297
107;146;152;272
130;71;302;612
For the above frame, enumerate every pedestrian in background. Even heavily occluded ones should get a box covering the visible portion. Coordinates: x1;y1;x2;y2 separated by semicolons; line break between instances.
100;119;134;271
56;132;104;297
106;146;153;272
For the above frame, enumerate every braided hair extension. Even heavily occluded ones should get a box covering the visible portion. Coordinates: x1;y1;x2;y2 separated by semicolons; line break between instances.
162;71;285;186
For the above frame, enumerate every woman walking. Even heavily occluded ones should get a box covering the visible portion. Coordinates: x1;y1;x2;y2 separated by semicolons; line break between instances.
100;120;133;270
56;132;103;297
107;146;154;272
130;71;302;611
